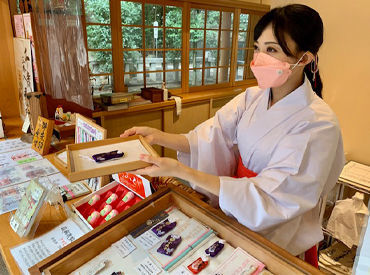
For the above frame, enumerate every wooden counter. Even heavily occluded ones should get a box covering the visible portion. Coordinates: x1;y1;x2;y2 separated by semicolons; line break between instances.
0;117;322;275
0;118;75;274
0;153;78;275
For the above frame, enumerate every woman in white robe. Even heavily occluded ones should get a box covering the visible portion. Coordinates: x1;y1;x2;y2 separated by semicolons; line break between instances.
121;4;345;258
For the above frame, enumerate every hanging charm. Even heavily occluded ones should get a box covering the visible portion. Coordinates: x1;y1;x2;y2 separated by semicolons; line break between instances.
311;54;319;88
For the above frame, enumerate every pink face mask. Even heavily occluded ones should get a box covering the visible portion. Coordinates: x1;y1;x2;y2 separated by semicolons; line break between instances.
250;52;306;89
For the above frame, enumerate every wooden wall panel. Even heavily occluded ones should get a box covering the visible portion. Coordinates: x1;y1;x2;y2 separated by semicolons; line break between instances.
0;0;20;119
101;111;163;155
163;102;210;158
270;0;370;166
210;96;233;117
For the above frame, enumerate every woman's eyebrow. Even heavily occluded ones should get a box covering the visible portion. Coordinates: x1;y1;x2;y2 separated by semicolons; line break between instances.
264;42;280;45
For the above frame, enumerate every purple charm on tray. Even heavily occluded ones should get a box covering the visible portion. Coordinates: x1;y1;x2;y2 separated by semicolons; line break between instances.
157;234;182;256
92;150;124;163
151;218;177;237
205;240;225;257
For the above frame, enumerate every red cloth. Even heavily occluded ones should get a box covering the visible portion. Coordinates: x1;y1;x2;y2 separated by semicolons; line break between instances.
304;245;319;268
235;155;319;268
236;156;258;178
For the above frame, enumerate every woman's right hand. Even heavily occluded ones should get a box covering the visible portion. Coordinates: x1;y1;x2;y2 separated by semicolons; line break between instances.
120;126;164;145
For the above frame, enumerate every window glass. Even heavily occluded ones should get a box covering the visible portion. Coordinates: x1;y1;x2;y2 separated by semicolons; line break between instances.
84;0;110;24
121;1;142;25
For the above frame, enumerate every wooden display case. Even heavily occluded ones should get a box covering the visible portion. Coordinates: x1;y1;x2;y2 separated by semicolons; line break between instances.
29;183;321;274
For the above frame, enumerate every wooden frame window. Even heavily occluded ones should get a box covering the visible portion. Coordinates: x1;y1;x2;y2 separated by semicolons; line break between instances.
188;5;234;92
121;1;184;92
235;11;262;84
81;0;268;96
82;0;114;95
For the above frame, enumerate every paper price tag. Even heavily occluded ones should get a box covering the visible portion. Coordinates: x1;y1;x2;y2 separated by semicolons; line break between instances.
136;230;160;250
135;257;161;275
112;237;136;258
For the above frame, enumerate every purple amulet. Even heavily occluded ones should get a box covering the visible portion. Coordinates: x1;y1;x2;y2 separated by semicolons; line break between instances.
205;240;225;257
157;234;182;256
92;150;124;163
151;219;177;237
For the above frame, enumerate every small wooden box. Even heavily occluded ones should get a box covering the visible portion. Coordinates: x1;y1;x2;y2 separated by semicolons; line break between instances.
29;184;320;275
66;135;158;182
100;93;134;106
141;87;163;103
53;123;75;140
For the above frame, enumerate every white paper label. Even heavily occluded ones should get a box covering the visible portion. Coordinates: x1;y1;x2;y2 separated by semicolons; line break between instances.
135;257;161;275
112;237;136;258
0;117;4;138
9;216;20;232
10;219;84;275
22;115;30;133
136;230;160;250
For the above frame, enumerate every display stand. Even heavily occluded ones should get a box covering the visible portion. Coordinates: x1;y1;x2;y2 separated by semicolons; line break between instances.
9;176;69;239
29;183;320;275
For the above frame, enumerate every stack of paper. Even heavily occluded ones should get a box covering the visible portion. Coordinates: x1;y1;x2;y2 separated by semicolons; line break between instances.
339;161;370;191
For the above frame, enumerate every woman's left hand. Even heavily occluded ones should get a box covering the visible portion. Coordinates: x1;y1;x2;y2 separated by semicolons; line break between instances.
135;154;181;177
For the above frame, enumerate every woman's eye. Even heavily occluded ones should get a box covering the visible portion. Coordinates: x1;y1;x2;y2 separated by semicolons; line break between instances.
253;45;259;51
267;47;277;53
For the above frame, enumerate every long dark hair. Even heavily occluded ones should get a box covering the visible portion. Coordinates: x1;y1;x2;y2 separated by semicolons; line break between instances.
254;4;323;98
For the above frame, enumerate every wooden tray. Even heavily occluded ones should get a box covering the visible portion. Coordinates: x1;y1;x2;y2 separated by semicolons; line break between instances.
53;149;68;170
66;135;158;182
29;183;322;275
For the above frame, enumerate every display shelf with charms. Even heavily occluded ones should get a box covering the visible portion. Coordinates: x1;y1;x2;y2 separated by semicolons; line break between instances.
29;182;321;275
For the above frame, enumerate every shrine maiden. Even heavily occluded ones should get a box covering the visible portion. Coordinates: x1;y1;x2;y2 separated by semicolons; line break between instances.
121;4;345;262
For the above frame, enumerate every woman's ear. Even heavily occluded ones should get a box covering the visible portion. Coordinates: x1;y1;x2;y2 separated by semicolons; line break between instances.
301;52;314;65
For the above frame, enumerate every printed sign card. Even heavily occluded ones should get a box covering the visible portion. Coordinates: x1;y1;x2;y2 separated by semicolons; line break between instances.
75;114;106;143
32;116;54;155
14;15;25;38
9;179;47;237
0;138;31;154
10;219;84;274
75;114;107;190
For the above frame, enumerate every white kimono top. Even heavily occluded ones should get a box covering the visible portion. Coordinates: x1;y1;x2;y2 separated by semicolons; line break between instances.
178;77;345;255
